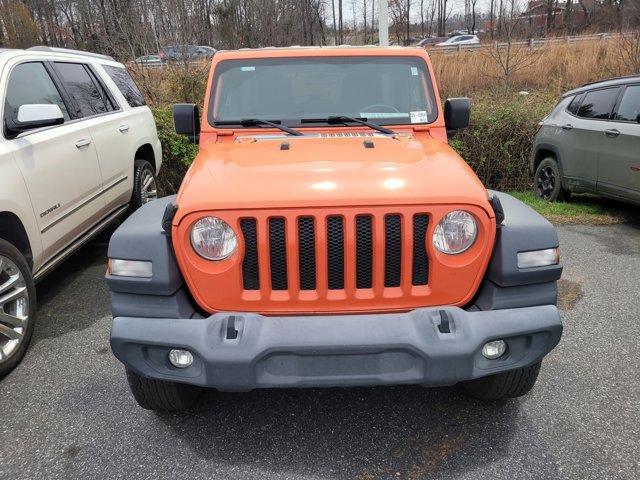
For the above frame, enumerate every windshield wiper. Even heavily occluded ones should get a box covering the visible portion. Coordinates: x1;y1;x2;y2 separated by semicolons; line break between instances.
300;116;396;135
214;118;303;136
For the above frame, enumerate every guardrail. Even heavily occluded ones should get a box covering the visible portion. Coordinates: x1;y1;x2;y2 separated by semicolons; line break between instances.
427;32;624;54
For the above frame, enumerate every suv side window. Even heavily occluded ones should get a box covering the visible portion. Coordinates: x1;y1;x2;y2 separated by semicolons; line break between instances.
85;66;118;112
4;62;71;133
566;93;584;115
614;85;640;123
54;62;109;118
103;65;146;107
577;87;619;119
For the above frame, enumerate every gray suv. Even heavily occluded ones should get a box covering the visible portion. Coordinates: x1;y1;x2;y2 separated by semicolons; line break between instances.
531;76;640;203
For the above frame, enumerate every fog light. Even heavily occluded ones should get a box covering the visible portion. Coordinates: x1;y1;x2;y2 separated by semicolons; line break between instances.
517;248;559;269
482;340;507;359
108;258;152;278
168;349;193;368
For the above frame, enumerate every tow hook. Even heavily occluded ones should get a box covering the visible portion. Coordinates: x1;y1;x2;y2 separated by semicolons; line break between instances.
226;315;239;340
437;310;452;334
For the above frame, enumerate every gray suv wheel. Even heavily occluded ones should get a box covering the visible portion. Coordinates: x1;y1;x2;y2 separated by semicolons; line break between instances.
535;157;570;202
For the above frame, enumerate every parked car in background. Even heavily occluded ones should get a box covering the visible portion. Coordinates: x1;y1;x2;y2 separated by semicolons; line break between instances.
413;36;448;47
531;75;640;203
436;35;480;47
133;54;165;67
107;46;562;412
159;45;216;62
0;46;162;377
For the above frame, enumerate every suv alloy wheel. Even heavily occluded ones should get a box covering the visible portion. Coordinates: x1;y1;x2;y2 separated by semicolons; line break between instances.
535;157;570;202
130;159;158;212
0;239;36;378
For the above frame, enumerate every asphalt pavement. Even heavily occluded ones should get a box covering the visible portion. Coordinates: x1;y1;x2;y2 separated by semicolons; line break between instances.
1;223;639;480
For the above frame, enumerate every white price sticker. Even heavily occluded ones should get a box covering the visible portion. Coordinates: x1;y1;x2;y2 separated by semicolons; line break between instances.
410;111;428;124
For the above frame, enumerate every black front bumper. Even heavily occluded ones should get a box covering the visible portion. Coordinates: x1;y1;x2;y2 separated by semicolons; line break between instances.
110;305;562;391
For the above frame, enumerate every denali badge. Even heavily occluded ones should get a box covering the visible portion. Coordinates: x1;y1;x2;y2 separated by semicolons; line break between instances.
40;203;61;218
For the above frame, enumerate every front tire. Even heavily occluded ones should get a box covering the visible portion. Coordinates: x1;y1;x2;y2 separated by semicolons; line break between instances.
535;157;570;202
129;159;158;213
461;361;542;400
0;239;36;379
126;368;203;411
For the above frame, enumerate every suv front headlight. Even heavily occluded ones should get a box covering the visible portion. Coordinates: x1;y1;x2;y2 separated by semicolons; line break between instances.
433;210;478;254
190;217;238;260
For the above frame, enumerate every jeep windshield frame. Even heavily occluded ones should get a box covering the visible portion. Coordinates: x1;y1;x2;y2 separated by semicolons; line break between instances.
208;55;438;129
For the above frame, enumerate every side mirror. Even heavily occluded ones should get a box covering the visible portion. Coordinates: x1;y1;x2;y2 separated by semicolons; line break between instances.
636;113;640;124
6;104;64;138
444;98;471;135
172;103;200;143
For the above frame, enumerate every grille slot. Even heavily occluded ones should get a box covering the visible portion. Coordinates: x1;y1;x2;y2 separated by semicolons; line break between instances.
412;214;429;286
355;215;373;289
269;217;288;290
384;214;402;287
327;216;344;290
298;217;317;290
240;219;260;290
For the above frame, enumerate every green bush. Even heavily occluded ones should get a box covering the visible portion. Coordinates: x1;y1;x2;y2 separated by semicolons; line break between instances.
452;91;557;191
153;106;198;195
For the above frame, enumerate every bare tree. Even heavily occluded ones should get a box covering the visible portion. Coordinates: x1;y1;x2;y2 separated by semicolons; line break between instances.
484;0;540;93
489;0;495;37
470;0;478;33
606;4;640;75
338;0;343;44
331;0;338;45
389;0;412;45
363;0;368;44
436;0;450;36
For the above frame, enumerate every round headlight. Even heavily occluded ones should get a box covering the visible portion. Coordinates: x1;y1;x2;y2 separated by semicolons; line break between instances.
190;217;238;260
433;210;478;254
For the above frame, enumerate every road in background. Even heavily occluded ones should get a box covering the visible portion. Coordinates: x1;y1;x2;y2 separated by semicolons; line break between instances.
1;224;639;480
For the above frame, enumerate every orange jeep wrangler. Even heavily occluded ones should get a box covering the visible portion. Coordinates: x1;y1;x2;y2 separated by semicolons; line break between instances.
107;47;563;411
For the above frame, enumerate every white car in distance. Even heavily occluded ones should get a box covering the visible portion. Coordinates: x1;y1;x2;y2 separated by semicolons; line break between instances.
436;35;480;47
0;46;162;377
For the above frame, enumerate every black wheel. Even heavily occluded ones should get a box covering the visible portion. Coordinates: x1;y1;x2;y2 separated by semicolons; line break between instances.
126;368;203;411
129;159;158;213
461;361;542;400
535;157;570;202
0;239;36;379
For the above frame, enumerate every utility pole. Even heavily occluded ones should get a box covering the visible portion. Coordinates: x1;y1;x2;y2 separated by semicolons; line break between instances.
379;0;389;46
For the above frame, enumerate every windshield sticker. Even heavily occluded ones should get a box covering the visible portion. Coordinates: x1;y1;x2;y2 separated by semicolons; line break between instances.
240;66;256;72
410;111;429;123
411;66;419;76
360;112;408;119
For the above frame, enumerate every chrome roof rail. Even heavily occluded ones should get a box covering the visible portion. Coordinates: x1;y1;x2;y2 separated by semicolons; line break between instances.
27;46;116;62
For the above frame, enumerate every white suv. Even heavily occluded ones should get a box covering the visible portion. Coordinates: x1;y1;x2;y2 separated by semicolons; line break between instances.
0;47;162;377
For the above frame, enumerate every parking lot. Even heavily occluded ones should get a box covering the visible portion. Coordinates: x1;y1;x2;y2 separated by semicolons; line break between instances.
1;223;639;480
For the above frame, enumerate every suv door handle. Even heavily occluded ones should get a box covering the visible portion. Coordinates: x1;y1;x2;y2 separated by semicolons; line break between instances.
561;124;573;130
604;128;620;138
75;139;92;149
118;125;130;133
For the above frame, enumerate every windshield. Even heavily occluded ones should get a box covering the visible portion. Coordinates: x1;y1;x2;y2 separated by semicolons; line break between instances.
209;56;437;127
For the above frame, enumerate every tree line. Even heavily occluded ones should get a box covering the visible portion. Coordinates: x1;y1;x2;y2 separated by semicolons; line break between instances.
0;0;638;60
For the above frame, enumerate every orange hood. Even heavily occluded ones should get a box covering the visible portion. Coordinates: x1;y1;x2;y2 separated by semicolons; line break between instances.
174;133;493;223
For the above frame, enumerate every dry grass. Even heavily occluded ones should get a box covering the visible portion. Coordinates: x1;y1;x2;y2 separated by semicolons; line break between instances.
129;37;639;105
129;60;209;106
430;37;639;98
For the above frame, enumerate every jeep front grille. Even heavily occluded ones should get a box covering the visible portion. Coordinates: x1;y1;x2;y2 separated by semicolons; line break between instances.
239;210;429;296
